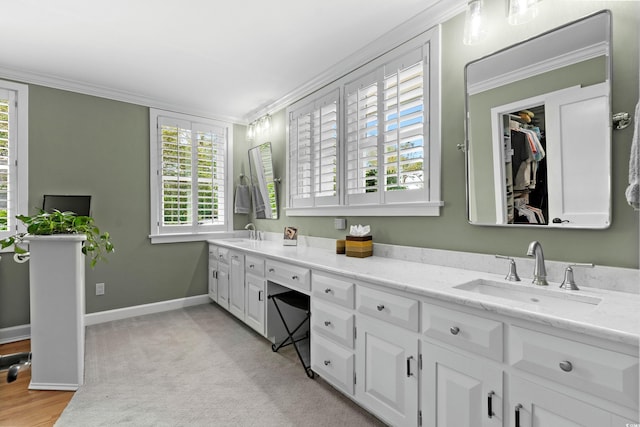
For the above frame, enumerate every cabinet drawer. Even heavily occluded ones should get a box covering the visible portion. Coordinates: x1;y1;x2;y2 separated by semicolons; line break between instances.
311;300;355;349
311;334;355;395
357;286;419;331
312;272;355;309
245;255;265;276
266;260;310;292
216;247;230;264
422;302;503;361
509;325;639;409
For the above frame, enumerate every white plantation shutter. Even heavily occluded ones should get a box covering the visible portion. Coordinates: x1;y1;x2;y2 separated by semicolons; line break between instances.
289;90;339;208
0;82;27;239
153;112;229;236
286;26;441;216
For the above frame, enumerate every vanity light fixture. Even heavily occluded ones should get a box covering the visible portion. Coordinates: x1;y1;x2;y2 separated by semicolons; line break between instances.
245;114;271;141
463;0;487;45
507;0;540;26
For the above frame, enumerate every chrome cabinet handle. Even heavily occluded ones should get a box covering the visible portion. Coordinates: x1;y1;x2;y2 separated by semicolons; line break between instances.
324;360;331;366
376;304;385;311
450;326;460;335
487;391;495;418
292;275;299;280
324;321;331;327
218;254;224;259
258;290;263;301
268;268;275;273
515;404;523;427
559;360;573;372
324;288;332;294
249;264;255;269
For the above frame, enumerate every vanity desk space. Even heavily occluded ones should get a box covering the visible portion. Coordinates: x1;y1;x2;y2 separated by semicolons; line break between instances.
208;238;639;427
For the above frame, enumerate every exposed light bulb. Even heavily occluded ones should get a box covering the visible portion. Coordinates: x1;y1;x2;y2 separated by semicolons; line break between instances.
508;0;540;26
463;0;487;46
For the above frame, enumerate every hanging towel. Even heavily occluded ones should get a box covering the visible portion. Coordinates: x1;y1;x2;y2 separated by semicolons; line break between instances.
252;185;266;218
626;102;640;210
234;184;251;214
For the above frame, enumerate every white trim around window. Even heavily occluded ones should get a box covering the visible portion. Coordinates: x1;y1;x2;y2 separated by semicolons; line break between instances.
149;109;233;244
286;26;442;217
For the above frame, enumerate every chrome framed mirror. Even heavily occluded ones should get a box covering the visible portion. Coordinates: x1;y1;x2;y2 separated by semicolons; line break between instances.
248;142;279;219
464;10;612;229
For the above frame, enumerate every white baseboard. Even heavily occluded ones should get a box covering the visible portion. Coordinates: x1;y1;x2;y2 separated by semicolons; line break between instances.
84;294;211;326
0;295;211;343
0;324;30;344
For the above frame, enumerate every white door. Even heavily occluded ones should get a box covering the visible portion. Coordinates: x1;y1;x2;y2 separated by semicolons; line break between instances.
509;375;614;427
545;82;610;228
245;273;265;335
422;341;502;427
229;252;245;319
355;315;419;427
217;263;230;311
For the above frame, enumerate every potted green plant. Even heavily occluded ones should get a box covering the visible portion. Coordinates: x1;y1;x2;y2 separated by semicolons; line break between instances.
1;209;115;267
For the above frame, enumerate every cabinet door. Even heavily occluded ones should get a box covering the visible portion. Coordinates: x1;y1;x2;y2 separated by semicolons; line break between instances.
356;315;419;427
217;263;230;311
228;252;245;320
245;273;266;335
509;375;617;427
422;341;502;427
208;246;218;301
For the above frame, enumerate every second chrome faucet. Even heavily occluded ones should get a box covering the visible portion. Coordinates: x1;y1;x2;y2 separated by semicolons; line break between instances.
527;240;548;286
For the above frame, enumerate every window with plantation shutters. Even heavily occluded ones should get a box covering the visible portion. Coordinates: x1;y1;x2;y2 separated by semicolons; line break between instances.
286;26;441;216
0;81;28;242
150;109;232;242
288;90;339;208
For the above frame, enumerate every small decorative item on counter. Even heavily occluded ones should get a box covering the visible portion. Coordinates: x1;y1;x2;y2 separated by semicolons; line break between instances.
283;226;298;246
336;239;346;254
345;224;372;258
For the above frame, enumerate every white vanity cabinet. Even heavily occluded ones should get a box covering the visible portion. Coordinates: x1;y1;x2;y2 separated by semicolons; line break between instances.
208;246;218;301
215;247;231;310
228;251;246;320
245;255;266;335
421;302;504;427
355;285;420;427
310;272;356;395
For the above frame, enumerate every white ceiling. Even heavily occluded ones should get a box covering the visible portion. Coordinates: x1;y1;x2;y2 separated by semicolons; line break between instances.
0;0;462;122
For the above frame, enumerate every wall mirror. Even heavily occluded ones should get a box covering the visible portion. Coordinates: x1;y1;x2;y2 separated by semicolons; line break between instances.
465;10;611;229
248;142;279;219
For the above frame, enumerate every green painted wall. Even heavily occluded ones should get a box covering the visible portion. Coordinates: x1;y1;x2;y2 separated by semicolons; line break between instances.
1;1;637;331
238;1;639;269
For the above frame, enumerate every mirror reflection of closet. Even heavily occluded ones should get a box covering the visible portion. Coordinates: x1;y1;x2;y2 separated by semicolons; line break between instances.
248;142;279;219
503;106;547;225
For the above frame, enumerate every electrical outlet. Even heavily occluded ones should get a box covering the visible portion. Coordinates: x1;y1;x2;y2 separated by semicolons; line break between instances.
96;282;105;296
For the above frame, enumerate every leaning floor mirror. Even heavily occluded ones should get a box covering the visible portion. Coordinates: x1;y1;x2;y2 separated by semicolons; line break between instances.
248;142;279;219
465;10;612;229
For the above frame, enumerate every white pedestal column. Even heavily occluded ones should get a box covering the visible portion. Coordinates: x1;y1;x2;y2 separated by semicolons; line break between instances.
25;234;86;391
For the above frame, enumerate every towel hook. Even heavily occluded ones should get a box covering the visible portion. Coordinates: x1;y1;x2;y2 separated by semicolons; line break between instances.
613;112;631;130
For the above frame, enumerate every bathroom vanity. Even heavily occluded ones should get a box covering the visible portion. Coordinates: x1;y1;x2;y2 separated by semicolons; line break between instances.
208;237;639;426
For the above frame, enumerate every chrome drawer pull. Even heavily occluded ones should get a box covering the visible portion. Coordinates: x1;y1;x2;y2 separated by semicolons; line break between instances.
376;304;385;311
268;268;275;273
450;326;460;335
249;264;255;269
324;288;332;294
292;275;299;280
324;321;331;327
559;360;573;372
324;360;331;366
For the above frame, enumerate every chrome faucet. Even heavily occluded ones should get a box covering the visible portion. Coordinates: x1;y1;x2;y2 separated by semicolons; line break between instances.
244;223;256;240
526;241;548;286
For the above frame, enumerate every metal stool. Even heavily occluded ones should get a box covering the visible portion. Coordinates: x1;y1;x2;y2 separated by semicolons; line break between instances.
0;351;31;383
268;290;314;379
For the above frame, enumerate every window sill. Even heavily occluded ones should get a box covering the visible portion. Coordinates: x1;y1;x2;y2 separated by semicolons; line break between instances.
149;232;236;244
285;201;444;217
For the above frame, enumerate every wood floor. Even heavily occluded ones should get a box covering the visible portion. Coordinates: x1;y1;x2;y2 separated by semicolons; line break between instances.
0;340;74;427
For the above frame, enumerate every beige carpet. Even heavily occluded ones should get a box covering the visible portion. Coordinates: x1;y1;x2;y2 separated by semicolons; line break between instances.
55;303;384;427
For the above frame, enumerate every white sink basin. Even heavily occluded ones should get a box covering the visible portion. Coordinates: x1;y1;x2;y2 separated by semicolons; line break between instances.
454;279;601;313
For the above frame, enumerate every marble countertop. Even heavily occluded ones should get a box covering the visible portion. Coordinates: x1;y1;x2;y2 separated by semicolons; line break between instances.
209;238;640;347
